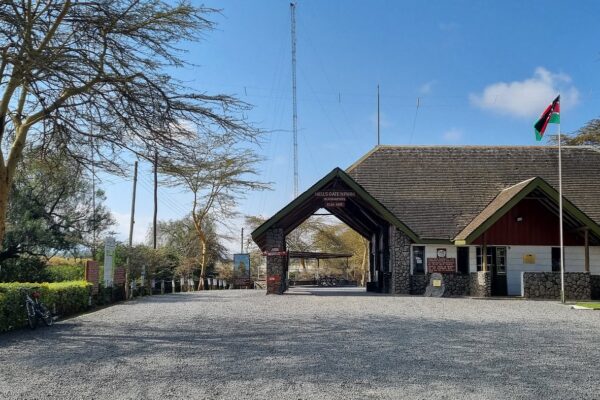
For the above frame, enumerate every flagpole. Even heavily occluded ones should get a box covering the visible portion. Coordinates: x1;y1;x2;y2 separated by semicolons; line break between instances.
557;95;565;304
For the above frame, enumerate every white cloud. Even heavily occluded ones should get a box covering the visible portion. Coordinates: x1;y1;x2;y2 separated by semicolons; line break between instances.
419;80;436;95
442;128;463;142
470;67;579;118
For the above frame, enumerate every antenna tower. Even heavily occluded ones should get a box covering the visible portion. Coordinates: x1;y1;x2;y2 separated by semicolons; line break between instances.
291;2;298;198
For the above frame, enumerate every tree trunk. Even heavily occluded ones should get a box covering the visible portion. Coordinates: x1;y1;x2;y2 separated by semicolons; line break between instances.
197;234;207;290
0;165;9;251
360;238;368;287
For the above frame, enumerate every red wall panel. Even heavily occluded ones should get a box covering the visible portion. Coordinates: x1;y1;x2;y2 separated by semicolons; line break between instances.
472;198;584;246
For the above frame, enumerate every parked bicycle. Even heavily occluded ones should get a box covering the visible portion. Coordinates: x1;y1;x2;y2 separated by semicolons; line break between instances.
21;287;54;329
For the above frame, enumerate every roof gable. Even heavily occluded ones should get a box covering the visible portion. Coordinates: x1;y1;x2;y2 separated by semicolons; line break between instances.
251;168;419;250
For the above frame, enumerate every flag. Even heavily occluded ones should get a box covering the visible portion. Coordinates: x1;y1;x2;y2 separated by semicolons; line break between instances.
534;95;560;141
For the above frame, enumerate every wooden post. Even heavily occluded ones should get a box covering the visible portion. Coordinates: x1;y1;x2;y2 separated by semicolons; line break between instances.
125;161;138;300
584;228;590;273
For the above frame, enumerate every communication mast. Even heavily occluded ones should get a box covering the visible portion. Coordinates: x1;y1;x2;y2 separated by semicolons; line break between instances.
290;2;298;198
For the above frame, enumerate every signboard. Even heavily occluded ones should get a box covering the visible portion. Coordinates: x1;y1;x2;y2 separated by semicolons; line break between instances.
427;257;456;273
432;279;442;287
113;267;126;285
233;253;251;279
267;275;281;283
85;261;99;295
103;236;117;287
315;190;356;208
523;254;536;264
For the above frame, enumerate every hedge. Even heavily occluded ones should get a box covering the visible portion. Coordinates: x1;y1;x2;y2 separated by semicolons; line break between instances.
0;281;92;332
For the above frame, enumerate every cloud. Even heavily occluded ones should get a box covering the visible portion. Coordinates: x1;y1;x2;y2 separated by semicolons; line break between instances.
470;67;579;118
419;80;436;95
442;128;463;142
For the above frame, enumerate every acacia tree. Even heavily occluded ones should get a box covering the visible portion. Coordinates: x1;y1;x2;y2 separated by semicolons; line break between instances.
2;147;113;263
0;1;258;250
161;137;268;289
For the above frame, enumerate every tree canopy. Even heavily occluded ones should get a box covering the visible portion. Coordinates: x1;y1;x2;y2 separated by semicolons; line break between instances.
0;1;259;250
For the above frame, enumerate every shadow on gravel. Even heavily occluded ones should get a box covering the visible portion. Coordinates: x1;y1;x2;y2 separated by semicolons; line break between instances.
1;307;597;399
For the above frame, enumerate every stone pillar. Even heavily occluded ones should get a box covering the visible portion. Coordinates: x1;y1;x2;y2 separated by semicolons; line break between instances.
265;228;286;295
469;271;491;297
390;227;411;295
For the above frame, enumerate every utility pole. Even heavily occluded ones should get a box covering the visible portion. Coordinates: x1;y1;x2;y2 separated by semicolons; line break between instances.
377;84;380;146
241;227;244;253
153;151;158;250
125;161;138;300
291;1;298;198
90;136;96;261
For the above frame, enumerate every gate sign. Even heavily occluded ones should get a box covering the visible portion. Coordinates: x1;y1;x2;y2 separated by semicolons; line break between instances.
233;253;251;279
427;257;456;273
103;236;117;287
85;261;99;295
315;190;355;208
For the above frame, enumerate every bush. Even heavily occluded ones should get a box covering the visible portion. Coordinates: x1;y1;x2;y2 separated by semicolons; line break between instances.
47;264;85;282
0;281;91;332
0;257;49;283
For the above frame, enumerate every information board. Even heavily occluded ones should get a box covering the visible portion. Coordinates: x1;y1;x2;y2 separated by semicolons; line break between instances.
233;253;251;279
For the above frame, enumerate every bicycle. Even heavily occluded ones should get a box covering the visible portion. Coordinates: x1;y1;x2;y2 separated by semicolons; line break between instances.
21;287;54;329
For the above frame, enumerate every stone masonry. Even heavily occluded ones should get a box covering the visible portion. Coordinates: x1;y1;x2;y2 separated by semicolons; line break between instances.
592;275;600;300
390;228;411;294
265;228;286;295
411;273;470;296
523;272;591;300
469;271;492;297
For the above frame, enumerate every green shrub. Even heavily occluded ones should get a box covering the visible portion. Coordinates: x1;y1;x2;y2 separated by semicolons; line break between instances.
46;264;85;282
0;257;49;283
0;281;91;332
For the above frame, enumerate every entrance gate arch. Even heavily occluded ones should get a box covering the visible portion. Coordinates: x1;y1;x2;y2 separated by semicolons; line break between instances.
252;168;418;294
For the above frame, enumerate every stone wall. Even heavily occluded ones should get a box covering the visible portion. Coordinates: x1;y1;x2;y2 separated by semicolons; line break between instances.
470;271;492;297
591;275;600;300
410;274;429;295
523;272;591;300
411;273;470;296
390;228;411;295
443;274;470;296
265;228;286;295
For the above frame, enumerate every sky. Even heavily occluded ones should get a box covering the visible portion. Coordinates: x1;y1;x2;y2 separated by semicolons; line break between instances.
100;0;600;252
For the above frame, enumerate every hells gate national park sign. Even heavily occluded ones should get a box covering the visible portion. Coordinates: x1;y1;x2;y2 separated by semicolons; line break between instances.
315;190;356;208
427;249;456;273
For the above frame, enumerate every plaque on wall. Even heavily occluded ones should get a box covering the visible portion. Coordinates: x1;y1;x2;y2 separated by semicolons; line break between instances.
427;257;457;273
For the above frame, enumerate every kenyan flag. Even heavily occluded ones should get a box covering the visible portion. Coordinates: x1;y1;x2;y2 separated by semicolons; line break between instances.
534;95;560;141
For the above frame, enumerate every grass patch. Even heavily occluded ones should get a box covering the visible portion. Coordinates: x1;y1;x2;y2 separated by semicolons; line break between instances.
575;302;600;310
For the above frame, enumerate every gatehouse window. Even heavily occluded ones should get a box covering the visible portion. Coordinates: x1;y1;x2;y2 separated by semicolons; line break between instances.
551;247;561;272
412;246;425;275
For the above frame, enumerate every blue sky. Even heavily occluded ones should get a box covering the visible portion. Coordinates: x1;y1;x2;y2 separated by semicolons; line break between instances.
102;0;600;248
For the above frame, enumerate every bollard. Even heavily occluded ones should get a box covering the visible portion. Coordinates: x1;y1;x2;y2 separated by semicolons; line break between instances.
161;280;165;295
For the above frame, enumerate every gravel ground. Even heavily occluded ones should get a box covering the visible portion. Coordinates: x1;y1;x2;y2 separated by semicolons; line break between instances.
0;287;599;400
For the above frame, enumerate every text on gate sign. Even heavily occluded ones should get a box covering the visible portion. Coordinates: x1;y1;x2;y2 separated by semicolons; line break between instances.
427;257;457;273
315;191;356;208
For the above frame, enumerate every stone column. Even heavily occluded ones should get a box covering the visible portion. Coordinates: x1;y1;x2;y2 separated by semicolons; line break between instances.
390;227;411;295
265;228;286;295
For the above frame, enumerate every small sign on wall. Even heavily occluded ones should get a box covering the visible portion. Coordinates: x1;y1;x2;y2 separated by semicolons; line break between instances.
523;254;536;264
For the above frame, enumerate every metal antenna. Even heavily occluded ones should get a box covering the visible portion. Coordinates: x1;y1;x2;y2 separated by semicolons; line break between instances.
377;84;380;146
291;2;298;198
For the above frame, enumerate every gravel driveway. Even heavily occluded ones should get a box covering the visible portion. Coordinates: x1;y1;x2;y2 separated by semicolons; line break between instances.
0;287;598;399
